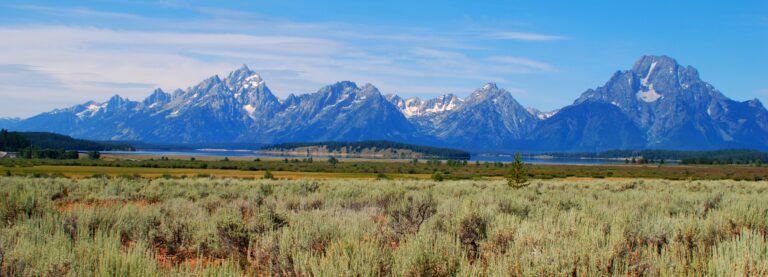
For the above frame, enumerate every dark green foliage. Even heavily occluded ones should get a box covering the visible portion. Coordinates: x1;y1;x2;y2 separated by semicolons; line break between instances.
263;170;274;180
327;156;339;165
87;151;100;160
506;152;528;189
426;159;441;166
17;131;133;151
445;159;465;167
18;148;79;159
431;172;444;182
0;129;31;151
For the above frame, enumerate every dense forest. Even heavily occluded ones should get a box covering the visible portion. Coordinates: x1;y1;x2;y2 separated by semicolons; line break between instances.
540;149;768;165
262;140;471;159
17;148;80;159
0;129;31;151
20;132;134;151
1;130;120;160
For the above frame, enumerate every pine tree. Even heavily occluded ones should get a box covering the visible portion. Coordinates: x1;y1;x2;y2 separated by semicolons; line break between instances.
327;156;339;166
506;152;529;189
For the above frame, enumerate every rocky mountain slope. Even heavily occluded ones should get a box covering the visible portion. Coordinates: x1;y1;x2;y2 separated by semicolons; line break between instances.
11;56;768;151
542;55;768;150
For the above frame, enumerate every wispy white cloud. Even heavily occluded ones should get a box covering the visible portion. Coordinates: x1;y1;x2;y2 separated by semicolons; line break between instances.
0;5;565;117
487;56;556;72
488;31;567;41
8;4;147;20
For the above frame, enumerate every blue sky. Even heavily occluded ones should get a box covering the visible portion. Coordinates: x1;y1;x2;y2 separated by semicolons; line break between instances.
1;0;766;117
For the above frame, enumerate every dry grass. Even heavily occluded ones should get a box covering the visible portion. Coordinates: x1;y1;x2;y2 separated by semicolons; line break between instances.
0;165;433;180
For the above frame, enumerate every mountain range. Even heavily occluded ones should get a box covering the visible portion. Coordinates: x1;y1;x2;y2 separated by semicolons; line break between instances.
6;55;768;152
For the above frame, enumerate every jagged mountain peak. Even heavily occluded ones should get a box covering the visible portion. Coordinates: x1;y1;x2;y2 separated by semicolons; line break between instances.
143;88;171;107
358;83;383;96
13;55;768;151
226;64;265;90
189;75;223;93
481;82;499;90
387;93;463;118
467;82;513;103
316;81;360;101
566;54;768;150
577;55;711;106
107;94;127;105
632;55;678;73
631;55;702;94
631;55;700;79
236;64;250;72
328;80;359;90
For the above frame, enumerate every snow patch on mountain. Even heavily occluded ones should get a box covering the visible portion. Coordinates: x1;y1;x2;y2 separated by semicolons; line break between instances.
637;84;662;102
243;73;264;89
243;104;256;119
641;61;658;86
389;94;463;118
526;107;558;120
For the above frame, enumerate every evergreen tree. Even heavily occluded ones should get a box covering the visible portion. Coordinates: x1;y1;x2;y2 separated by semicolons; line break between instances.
87;151;100;160
327;156;339;165
506;152;529;189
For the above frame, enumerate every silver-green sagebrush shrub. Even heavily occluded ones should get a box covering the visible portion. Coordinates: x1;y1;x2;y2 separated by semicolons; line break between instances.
1;176;768;275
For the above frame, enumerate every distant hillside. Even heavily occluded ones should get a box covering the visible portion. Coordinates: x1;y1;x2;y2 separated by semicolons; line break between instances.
0;118;20;129
19;132;135;151
261;140;470;159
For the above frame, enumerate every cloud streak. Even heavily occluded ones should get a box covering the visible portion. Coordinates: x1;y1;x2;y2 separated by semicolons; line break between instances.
0;6;564;117
489;31;567;41
488;56;556;72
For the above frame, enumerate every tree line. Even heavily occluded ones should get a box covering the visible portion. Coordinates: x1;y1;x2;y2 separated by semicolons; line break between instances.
539;149;768;165
263;140;471;159
0;129;31;151
2;129;102;160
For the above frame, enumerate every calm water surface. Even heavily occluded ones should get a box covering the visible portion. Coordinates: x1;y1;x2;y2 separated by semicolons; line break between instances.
103;150;638;165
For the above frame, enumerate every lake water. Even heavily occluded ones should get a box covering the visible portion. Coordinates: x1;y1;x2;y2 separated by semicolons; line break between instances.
103;150;635;165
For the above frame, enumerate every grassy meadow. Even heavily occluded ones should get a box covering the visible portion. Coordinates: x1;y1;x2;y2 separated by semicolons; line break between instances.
1;176;767;276
4;156;768;180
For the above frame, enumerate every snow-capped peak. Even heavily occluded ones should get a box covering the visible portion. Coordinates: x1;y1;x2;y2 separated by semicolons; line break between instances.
526;107;558;120
76;103;103;119
390;94;463;118
482;82;498;91
243;73;264;89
